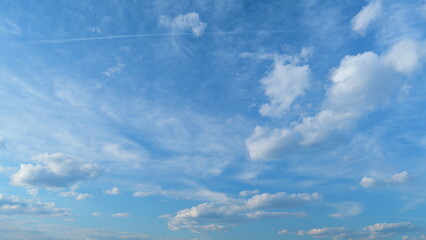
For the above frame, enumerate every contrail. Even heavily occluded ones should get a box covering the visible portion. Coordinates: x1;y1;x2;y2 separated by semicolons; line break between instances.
29;32;194;44
29;30;314;44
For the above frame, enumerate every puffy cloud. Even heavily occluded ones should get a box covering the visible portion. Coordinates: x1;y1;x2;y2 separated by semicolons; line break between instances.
160;12;207;37
259;60;310;118
383;38;426;74
10;153;101;189
104;187;121;195
351;0;382;35
360;176;379;188
165;191;319;233
0;193;68;217
389;171;409;183
297;222;419;240
329;202;363;218
360;171;410;188
247;38;425;161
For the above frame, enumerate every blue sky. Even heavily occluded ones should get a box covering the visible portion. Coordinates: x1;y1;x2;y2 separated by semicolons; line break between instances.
0;0;426;239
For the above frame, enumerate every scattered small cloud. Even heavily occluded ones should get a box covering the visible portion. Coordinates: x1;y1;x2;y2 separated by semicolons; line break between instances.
112;213;131;217
296;222;419;239
104;187;121;195
59;191;93;200
92;212;104;217
351;0;382;35
360;171;410;188
103;63;125;77
160;12;207;37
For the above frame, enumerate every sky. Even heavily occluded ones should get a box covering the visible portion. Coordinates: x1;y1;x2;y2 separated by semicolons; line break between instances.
0;0;426;239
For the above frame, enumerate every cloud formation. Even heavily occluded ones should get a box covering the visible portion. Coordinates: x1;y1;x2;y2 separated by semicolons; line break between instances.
360;171;410;188
297;222;419;240
352;0;382;35
259;58;310;118
0;193;68;217
10;153;101;189
247;38;425;161
105;187;121;195
160;12;207;37
165;191;319;232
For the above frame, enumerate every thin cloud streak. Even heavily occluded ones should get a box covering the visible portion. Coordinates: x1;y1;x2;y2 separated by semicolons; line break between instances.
29;29;319;44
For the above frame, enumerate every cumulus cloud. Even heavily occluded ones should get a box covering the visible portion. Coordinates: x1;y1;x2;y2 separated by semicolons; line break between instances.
259;59;310;118
297;222;418;240
104;187;121;195
0;193;68;217
165;191;319;233
351;0;382;35
383;38;426;75
360;171;410;188
329;202;363;218
160;12;207;37
247;38;425;161
10;153;101;189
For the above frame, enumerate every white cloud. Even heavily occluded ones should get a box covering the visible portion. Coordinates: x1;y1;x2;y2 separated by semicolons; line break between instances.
112;213;131;217
329;202;363;218
297;222;419;240
104;187;121;195
91;212;104;217
165;191;319;232
259;57;310;118
239;190;259;197
59;191;93;200
0;193;68;217
383;38;426;74
247;38;425;161
103;63;124;77
360;171;410;188
10;153;101;189
351;0;382;35
360;176;379;188
389;171;409;183
278;229;289;235
160;12;207;37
